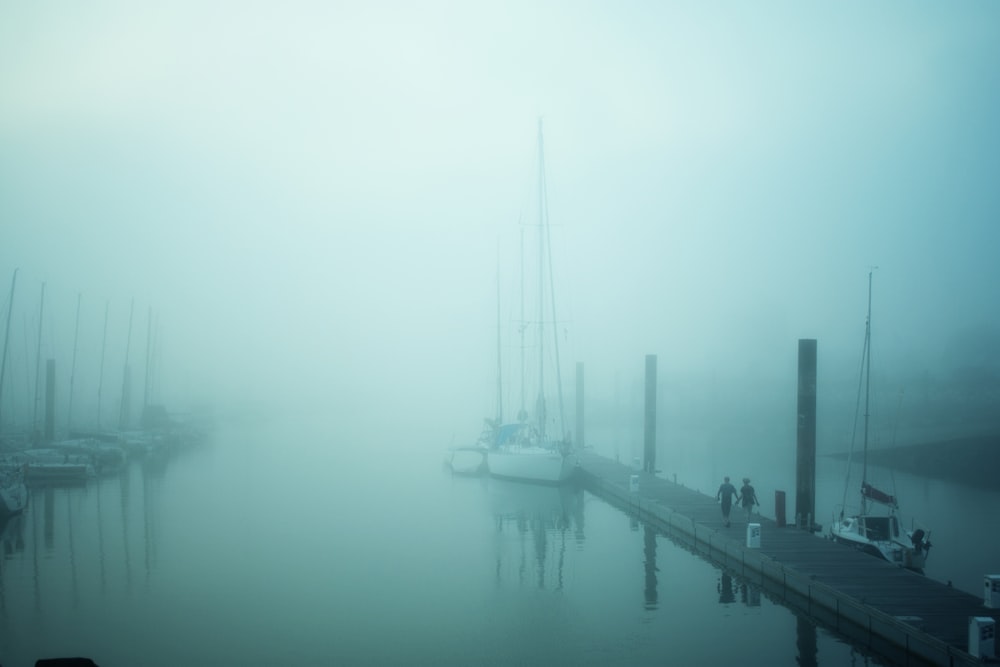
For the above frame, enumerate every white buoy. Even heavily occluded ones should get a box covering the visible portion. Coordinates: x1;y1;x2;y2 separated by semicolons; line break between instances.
968;616;996;659
984;575;1000;608
746;523;761;548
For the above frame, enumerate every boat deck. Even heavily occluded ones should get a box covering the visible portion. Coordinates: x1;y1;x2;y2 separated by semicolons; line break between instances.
575;449;1000;667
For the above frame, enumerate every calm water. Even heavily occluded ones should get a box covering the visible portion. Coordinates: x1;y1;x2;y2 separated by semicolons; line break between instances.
0;417;982;666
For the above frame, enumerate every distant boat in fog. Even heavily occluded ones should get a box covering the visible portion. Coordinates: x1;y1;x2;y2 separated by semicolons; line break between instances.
829;271;932;572
487;120;577;486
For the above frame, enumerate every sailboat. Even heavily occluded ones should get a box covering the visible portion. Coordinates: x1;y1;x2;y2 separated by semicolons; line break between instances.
0;269;28;518
829;271;931;572
487;120;578;485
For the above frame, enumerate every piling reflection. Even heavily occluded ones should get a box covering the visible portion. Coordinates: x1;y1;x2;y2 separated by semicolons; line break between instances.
643;524;657;610
717;573;736;604
715;571;761;608
796;615;818;667
740;580;760;607
0;457;166;624
489;480;584;591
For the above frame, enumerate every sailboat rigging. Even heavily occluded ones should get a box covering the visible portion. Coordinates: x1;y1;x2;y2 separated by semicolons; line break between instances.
486;119;577;485
829;271;931;572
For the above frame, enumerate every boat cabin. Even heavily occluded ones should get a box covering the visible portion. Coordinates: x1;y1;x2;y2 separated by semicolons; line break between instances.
861;515;900;542
839;515;901;543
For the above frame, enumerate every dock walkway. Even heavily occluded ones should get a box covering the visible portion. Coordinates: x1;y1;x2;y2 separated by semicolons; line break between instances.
575;449;999;667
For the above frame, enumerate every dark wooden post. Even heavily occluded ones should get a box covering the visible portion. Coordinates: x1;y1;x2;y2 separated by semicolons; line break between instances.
796;339;817;529
575;362;584;449
44;358;56;442
643;354;657;473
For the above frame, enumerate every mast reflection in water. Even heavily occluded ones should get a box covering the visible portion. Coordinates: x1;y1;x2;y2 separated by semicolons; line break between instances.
0;420;921;665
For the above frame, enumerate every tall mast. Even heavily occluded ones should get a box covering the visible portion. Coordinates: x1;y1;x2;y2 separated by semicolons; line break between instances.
97;301;109;430
861;270;873;511
118;298;134;431
32;282;46;441
67;292;82;431
143;305;153;415
0;268;17;428
518;227;526;423
543;131;566;443
536;118;546;438
495;246;503;424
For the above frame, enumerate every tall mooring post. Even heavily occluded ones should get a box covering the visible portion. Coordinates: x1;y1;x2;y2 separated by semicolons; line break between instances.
643;354;657;473
796;339;817;529
575;362;585;449
44;358;56;443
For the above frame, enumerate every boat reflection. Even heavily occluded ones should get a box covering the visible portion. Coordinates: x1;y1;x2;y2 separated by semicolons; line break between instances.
488;479;584;591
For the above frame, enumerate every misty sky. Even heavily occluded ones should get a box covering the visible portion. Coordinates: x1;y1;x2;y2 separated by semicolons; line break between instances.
2;2;999;439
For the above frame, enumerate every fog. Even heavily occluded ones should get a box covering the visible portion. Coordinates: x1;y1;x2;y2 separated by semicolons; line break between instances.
3;2;999;453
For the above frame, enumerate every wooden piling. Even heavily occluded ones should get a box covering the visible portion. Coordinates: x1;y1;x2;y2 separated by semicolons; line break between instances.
796;339;817;529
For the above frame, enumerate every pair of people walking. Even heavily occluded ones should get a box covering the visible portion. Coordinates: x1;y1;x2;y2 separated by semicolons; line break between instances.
716;476;759;527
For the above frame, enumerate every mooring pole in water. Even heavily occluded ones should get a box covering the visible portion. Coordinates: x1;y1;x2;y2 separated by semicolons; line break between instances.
44;358;55;443
575;362;585;448
796;339;818;530
643;354;657;474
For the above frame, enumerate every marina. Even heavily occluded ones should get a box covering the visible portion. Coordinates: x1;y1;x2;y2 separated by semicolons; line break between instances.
4;416;995;666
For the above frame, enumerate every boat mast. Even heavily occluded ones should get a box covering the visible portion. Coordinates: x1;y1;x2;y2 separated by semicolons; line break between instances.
536;118;547;439
118;298;134;431
861;270;873;513
97;301;109;430
542;129;566;444
67;292;81;431
496;246;503;424
31;281;46;443
518;226;526;423
0;268;17;429
143;305;152;418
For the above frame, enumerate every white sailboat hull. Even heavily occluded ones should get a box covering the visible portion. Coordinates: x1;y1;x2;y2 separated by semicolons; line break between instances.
829;513;928;572
488;446;577;485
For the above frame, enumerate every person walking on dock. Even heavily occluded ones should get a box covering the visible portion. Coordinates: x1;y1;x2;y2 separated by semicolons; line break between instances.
716;476;739;527
739;477;759;522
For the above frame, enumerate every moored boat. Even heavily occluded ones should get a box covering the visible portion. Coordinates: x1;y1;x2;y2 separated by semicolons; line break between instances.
486;120;578;486
829;271;932;572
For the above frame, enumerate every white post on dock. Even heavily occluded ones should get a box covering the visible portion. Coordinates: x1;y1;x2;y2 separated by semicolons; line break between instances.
968;616;995;659
746;523;761;548
985;575;1000;608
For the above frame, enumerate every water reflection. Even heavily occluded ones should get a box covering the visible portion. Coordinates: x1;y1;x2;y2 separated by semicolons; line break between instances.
740;579;760;607
0;513;25;619
715;572;762;608
798;616;818;667
643;524;657;610
0;456;166;612
489;480;584;591
717;572;736;604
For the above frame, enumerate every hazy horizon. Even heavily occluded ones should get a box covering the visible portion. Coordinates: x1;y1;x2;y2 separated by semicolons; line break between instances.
3;2;998;449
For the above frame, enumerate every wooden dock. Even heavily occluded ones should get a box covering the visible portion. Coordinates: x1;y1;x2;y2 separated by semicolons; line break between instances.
575;449;1000;667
